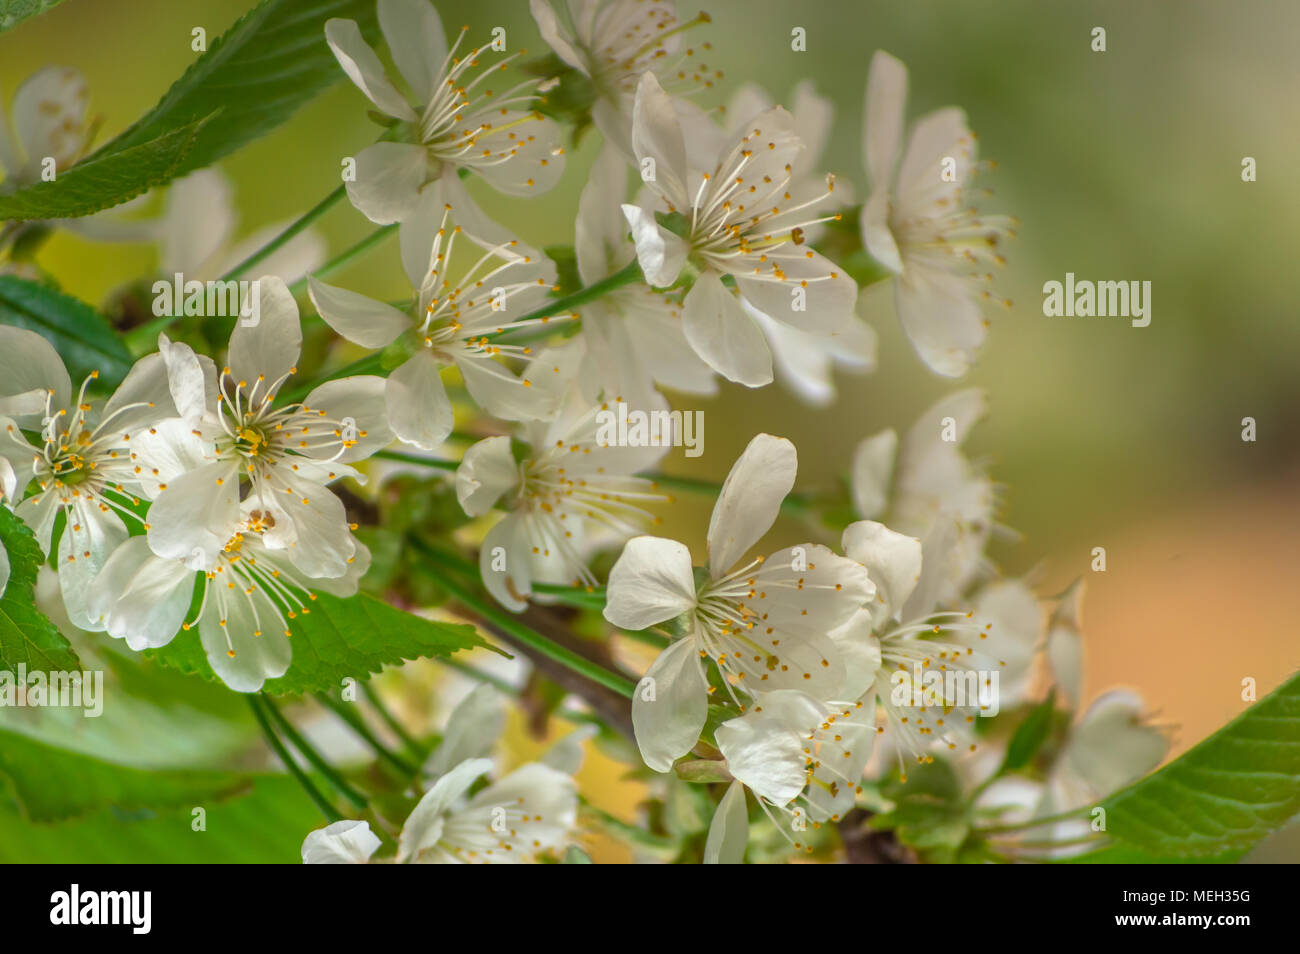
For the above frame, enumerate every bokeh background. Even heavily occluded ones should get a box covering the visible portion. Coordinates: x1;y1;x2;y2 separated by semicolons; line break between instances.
3;0;1297;860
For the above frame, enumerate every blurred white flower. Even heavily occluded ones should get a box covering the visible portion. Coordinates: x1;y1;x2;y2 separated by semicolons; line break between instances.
530;0;717;153
303;684;580;863
152;169;326;286
457;377;669;612
851;388;998;604
326;0;565;224
0;66;91;187
860;50;1014;377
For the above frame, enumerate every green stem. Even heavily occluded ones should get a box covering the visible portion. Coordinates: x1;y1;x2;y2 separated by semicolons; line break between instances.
492;259;642;337
247;696;341;822
315;692;418;776
261;695;369;812
975;806;1091;835
221;185;347;283
287;223;398;296
410;537;637;699
374;448;458;471
360;680;423;758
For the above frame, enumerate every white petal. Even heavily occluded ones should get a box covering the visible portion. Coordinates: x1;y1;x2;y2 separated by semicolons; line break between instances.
735;249;858;333
851;428;897;519
302;820;380;864
790;80;833;172
0;325;71;429
466;114;566;197
276;484;356;579
227;275;302;388
703;780;749;864
156;169;236;276
455;435;519;517
426;684;505;777
458;762;577;859
128;417;214;500
682;272;772;388
895;266;987;378
324;17;417;120
0;456;14;504
386;350;453;451
399;757;493;861
863;51;907;190
11;66;88;176
618;292;719;396
897;107;971;210
57;502;128;631
529;0;587;73
972;580;1043;706
575;142;632;286
630;72;689;209
716;693;819;806
455;353;560;423
0;540;8;600
632;636;709;772
603;535;697;631
157;334;214;425
14;490;60;554
377;0;447;103
620;203;687;287
1063;690;1169;798
478;513;534;612
345;141;430;225
301;375;393;462
860;186;903;274
146;459;241;564
707;433;795;579
88;536;193;650
97;352;174;435
307;277;409;349
841;519;922;626
198;585;292;692
1047;578;1085;707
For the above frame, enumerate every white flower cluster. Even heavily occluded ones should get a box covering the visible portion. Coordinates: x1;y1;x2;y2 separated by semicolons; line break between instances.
301;685;581;863
0;0;1161;865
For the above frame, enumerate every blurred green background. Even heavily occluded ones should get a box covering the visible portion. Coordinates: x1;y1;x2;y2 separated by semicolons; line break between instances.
3;0;1298;859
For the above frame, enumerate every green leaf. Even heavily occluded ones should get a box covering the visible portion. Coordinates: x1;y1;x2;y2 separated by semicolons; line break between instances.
0;774;320;862
0;275;133;382
1101;670;1300;857
0;507;80;675
1000;689;1056;774
0;118;209;222
0;727;250;823
107;0;380;169
0;0;66;32
148;591;495;695
0;0;380;220
562;845;594;863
